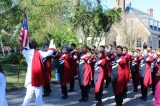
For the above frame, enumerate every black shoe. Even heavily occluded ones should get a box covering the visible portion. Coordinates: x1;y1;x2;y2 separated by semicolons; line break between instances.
62;95;68;99
83;96;88;102
140;96;147;101
43;92;51;97
43;94;48;97
133;89;138;92
90;84;95;87
143;97;147;101
105;85;109;88
68;89;74;92
140;96;143;99
96;101;102;106
94;100;98;102
123;93;127;98
79;98;85;102
116;104;122;106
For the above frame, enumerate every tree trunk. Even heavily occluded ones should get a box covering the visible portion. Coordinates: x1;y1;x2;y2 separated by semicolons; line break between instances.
0;40;5;56
97;31;109;48
14;46;17;53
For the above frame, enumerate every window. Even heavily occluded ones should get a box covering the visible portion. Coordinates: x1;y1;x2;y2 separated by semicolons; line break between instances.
136;37;142;48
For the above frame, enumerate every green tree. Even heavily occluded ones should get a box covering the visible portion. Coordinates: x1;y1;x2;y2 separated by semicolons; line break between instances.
0;0;23;55
51;24;80;48
70;0;121;46
18;0;78;47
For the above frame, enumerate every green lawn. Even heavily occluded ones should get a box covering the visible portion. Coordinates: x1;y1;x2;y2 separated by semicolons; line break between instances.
2;64;27;91
2;64;56;92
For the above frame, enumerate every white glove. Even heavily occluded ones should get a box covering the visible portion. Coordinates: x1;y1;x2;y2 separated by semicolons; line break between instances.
49;39;56;48
81;55;87;59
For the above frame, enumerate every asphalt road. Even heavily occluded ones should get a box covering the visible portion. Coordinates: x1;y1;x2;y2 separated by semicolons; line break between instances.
6;81;154;106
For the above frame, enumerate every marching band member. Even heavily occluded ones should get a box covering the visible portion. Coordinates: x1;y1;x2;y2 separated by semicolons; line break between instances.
99;45;110;88
57;46;71;99
122;46;131;97
151;51;158;95
139;44;153;101
111;45;126;106
78;45;92;102
43;44;54;97
22;39;55;106
130;49;141;92
69;43;78;92
105;44;114;88
93;52;107;106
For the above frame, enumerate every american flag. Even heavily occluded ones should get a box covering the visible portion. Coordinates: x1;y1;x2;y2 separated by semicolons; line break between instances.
19;14;29;48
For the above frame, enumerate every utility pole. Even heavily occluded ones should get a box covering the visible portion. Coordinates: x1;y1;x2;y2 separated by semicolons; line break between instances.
130;20;133;51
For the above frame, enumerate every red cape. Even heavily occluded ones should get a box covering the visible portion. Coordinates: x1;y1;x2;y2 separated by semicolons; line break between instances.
83;56;93;86
94;59;106;93
44;58;52;81
143;56;153;88
31;51;46;87
115;56;126;94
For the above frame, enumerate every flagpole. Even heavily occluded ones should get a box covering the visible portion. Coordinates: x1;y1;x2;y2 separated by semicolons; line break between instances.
18;10;24;83
18;10;28;82
18;44;21;83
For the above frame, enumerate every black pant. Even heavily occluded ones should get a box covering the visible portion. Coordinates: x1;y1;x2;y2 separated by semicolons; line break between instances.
43;81;51;95
140;78;148;98
70;77;75;90
152;71;156;94
60;81;67;96
80;84;90;99
95;87;103;102
112;81;123;106
115;92;123;106
90;80;94;87
131;71;139;90
133;84;138;90
105;77;111;87
123;88;128;95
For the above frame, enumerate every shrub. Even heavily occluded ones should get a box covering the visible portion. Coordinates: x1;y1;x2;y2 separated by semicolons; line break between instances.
5;53;20;64
0;55;7;63
20;58;27;66
0;52;21;64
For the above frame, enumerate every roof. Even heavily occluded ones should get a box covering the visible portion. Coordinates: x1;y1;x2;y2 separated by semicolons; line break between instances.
125;6;160;36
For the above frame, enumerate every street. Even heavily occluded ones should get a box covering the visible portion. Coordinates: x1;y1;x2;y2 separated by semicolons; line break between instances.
7;81;154;106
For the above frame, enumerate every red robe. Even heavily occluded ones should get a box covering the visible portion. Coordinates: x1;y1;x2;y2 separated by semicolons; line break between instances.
94;58;106;93
139;55;153;88
102;51;110;82
78;54;92;86
130;56;140;85
43;58;52;81
111;55;126;95
105;57;110;81
58;53;71;86
43;48;56;82
31;51;46;87
124;53;131;81
106;52;113;79
70;52;78;77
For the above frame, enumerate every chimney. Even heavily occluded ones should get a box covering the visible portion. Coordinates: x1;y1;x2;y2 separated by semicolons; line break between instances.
114;0;125;11
147;8;153;17
119;0;125;11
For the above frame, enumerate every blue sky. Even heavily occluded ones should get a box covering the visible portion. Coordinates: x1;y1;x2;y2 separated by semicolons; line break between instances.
102;0;160;21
